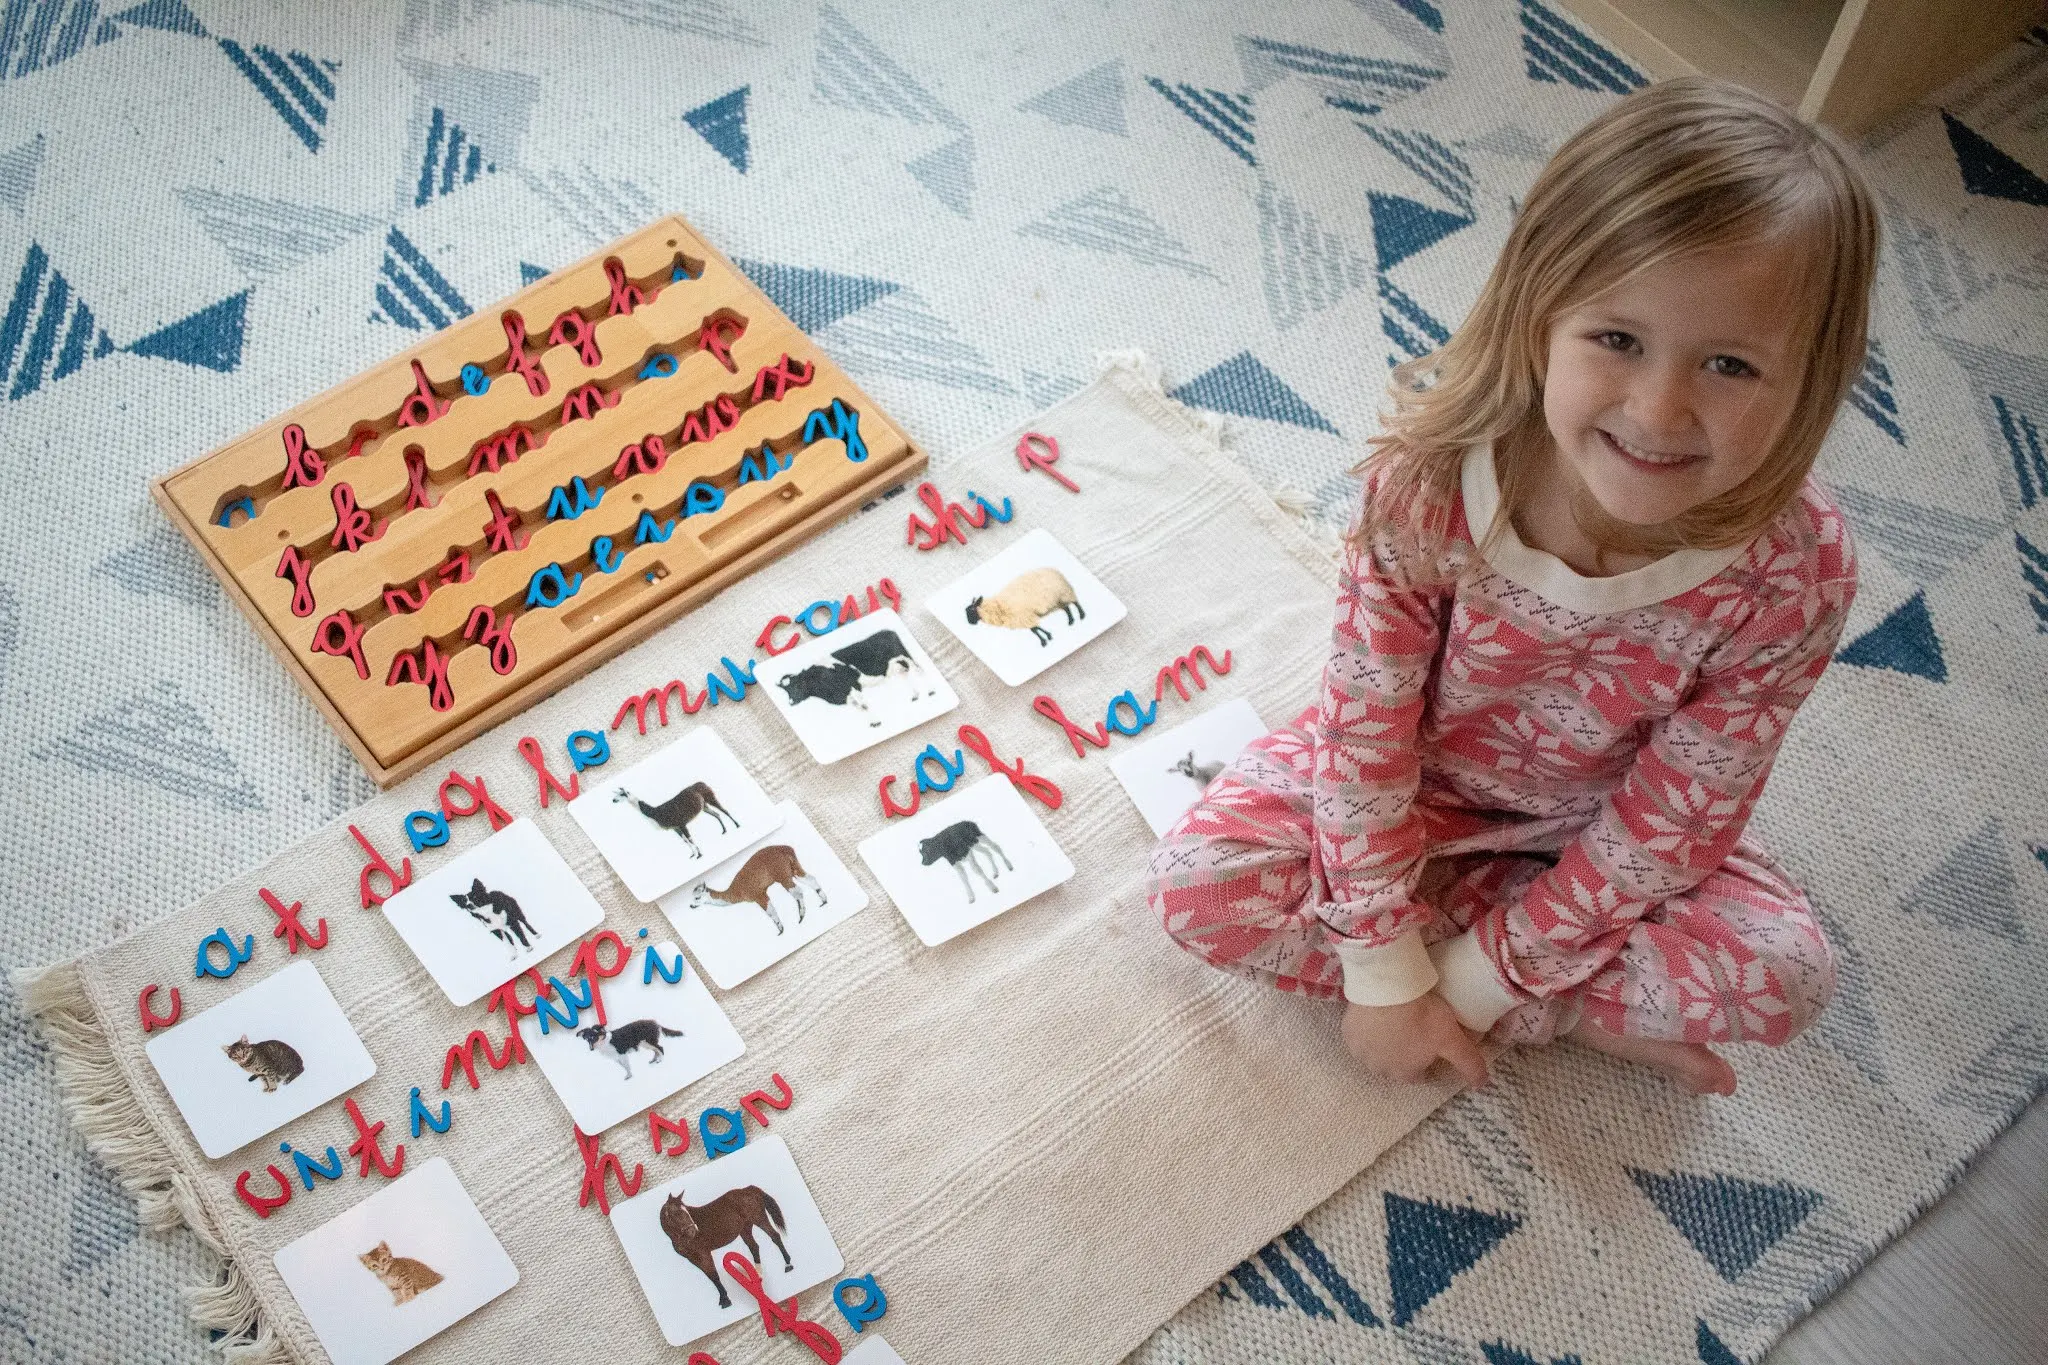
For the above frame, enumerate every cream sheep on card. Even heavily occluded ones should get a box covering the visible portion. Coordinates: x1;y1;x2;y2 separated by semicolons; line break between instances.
965;567;1085;646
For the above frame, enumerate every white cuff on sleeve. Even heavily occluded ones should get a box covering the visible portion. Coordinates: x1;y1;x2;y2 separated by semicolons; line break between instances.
1427;929;1521;1033
1335;929;1438;1007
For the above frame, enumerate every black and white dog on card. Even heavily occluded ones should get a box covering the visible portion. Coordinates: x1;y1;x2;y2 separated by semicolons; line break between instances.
447;878;537;959
577;1017;685;1079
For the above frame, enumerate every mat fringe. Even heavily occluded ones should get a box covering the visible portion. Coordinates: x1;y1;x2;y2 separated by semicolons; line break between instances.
19;963;294;1364
1094;347;1343;559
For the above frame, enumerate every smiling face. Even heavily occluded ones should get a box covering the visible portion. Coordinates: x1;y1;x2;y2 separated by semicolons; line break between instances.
1533;241;1807;536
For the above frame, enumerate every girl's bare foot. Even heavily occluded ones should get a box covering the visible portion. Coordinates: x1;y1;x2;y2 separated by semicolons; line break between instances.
1567;1018;1737;1095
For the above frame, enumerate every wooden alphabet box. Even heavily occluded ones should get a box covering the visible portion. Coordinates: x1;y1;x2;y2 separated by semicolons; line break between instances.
154;216;924;786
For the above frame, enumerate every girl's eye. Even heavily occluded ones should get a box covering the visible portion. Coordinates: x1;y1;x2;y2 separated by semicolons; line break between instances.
1708;355;1756;378
1595;331;1636;352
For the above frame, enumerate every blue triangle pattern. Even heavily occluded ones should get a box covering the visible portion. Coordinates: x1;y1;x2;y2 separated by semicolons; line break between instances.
684;86;750;172
1018;185;1214;277
0;242;115;399
733;258;899;333
1519;0;1644;94
1171;352;1338;434
1941;112;2048;206
1256;181;1369;327
1628;1169;1822;1282
0;0;114;78
125;291;248;372
1903;819;2026;942
2020;532;2048;632
1356;122;1474;213
1282;1227;1378;1324
1848;341;1905;444
1256;1241;1333;1318
112;0;205;35
907;134;973;216
1379;274;1450;367
1370;191;1472;270
1997;395;2046;509
1356;0;1450;67
371;226;471;331
520;261;549;286
218;40;339;153
1238;35;1441;112
1384;1192;1521;1325
1146;79;1255;166
29;679;265;814
174;188;380;281
1393;0;1444;30
414;106;494;205
814;4;961;129
1837;591;1946;682
94;527;216;606
1482;1343;1584;1365
1211;1226;1380;1324
1220;1258;1284;1308
1696;1319;1742;1365
0;133;42;213
62;1156;138;1281
1019;61;1126;136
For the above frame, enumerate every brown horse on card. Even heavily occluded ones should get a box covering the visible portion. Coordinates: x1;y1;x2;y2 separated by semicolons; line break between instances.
658;1184;793;1308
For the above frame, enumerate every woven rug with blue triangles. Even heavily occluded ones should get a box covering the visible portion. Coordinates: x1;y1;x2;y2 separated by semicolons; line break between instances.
3;2;2047;1362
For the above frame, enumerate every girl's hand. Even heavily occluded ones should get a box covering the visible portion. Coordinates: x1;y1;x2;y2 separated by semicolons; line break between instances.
1342;994;1490;1088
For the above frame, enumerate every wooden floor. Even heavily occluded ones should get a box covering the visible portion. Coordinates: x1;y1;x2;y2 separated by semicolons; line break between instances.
1767;1093;2048;1364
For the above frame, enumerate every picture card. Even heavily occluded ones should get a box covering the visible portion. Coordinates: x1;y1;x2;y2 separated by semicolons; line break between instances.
610;1134;844;1346
659;800;870;989
525;940;745;1133
570;727;783;902
924;527;1128;685
1109;697;1268;836
382;818;604;1006
846;1339;909;1365
274;1157;517;1365
144;959;374;1160
762;609;959;763
857;774;1076;947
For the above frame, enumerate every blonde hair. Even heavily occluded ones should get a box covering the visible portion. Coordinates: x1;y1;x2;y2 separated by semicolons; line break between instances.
1355;76;1878;561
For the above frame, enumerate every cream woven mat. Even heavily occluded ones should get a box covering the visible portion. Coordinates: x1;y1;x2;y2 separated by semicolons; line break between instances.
28;361;1456;1364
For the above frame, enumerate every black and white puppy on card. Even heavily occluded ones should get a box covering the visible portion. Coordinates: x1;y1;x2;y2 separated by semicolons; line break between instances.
577;1017;685;1079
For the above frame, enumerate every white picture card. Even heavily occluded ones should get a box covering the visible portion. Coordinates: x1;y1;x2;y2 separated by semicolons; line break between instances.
761;609;959;763
144;959;374;1160
273;1157;518;1365
524;940;745;1133
609;1134;844;1346
1108;697;1268;835
570;727;783;902
924;527;1127;685
856;774;1076;947
381;818;604;1006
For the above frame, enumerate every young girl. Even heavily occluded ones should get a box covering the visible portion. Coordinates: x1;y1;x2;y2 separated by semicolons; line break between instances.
1147;77;1876;1097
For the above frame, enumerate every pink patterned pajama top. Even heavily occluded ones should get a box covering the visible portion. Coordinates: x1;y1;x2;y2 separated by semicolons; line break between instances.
1146;445;1855;1045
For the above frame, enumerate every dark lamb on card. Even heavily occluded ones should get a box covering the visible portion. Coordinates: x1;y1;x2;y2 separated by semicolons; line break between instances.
918;819;1014;904
576;1017;684;1079
612;782;738;860
448;878;538;959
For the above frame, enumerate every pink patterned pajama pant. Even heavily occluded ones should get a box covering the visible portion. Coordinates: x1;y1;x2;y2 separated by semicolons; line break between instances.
1145;722;1835;1047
